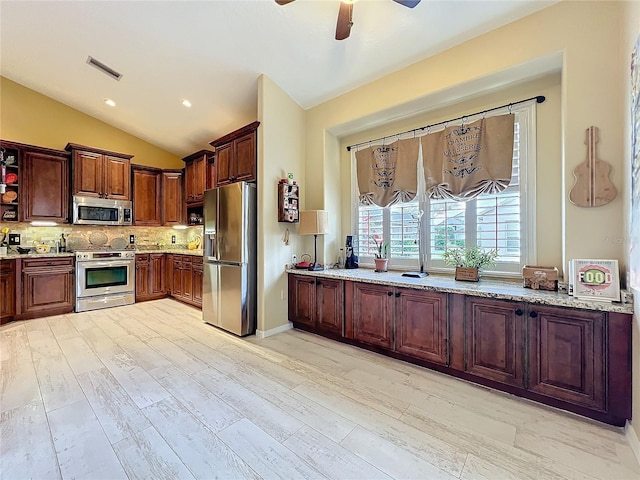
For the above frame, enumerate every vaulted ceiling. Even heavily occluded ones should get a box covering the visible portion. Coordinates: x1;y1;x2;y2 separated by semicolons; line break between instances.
0;0;557;156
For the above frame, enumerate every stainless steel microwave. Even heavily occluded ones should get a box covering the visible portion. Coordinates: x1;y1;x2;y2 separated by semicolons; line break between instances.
72;196;132;226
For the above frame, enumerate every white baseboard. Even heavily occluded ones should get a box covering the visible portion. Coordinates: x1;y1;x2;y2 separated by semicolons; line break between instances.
626;421;640;468
255;322;292;339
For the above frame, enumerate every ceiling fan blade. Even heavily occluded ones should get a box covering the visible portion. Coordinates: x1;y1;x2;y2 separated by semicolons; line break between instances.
335;2;353;40
392;0;421;7
275;0;296;5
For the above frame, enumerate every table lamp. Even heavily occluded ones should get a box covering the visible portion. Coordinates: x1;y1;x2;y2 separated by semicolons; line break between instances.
299;210;329;271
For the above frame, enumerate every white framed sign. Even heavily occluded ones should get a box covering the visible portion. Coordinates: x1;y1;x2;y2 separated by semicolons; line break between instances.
572;259;620;302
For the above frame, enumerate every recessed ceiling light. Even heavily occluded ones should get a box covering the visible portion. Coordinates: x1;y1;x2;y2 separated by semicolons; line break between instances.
181;99;192;108
104;98;116;107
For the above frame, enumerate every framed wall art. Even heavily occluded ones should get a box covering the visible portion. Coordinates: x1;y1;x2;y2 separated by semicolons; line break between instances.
572;259;621;302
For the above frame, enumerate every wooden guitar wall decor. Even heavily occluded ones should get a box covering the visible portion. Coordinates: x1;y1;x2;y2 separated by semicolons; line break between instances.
569;126;617;207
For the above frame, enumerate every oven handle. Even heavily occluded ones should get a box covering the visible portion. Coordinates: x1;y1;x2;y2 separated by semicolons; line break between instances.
79;261;133;268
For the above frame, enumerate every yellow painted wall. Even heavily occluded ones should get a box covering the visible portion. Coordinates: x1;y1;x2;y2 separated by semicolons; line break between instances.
621;0;640;453
257;75;306;334
0;76;181;168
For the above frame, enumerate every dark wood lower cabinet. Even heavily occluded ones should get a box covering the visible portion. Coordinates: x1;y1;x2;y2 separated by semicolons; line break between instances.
345;282;394;349
135;254;166;302
287;273;632;426
528;305;605;411
20;257;74;319
396;288;448;365
288;275;343;336
168;254;202;308
1;260;16;324
465;297;525;388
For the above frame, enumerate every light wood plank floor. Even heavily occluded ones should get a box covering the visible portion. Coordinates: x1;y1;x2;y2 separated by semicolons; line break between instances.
1;299;638;480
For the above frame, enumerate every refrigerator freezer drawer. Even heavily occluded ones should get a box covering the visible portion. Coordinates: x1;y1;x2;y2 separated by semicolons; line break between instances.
203;262;255;336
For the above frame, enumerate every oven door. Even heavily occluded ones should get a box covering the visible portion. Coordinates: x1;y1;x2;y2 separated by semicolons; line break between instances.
76;260;134;298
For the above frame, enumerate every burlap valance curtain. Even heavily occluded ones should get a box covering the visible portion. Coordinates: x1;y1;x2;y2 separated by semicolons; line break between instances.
355;114;515;206
420;114;515;201
355;137;419;208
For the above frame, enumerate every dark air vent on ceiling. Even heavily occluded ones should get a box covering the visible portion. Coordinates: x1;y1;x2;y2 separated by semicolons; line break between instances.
86;56;123;81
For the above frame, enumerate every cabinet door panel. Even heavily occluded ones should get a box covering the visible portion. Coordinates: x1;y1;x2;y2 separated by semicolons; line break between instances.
73;151;102;197
162;172;183;225
192;262;203;306
465;297;524;388
215;144;233;187
194;156;205;202
529;306;605;410
172;258;183;297
104;156;131;200
23;151;69;223
22;270;73;314
182;262;193;301
133;168;161;226
234;131;256;182
288;275;316;327
351;283;394;349
150;254;166;296
135;257;150;300
316;279;343;336
396;289;448;365
1;261;16;324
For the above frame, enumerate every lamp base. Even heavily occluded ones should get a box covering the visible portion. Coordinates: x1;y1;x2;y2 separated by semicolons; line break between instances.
308;263;324;271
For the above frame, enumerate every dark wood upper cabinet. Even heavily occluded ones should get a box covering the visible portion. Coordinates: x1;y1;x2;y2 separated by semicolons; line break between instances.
206;153;217;190
66;143;133;200
183;150;210;205
162;170;183;225
132;166;162;226
396;288;448;365
210;121;259;187
464;296;525;388
22;148;70;223
528;305;605;411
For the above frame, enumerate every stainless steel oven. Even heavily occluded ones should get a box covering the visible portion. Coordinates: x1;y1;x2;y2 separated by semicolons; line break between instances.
76;250;135;312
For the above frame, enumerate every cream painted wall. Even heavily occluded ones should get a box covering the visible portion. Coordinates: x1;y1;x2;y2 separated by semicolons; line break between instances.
621;0;640;451
0;76;181;168
339;75;562;270
257;75;306;333
305;1;626;280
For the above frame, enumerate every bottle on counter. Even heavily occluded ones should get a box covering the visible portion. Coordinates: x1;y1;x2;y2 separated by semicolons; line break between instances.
337;248;345;268
59;233;66;253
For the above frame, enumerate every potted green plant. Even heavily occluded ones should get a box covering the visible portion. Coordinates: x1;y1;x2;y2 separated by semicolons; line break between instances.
443;246;498;281
372;236;389;272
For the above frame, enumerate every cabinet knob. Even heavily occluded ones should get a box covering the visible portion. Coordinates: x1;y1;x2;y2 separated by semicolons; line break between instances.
317;280;322;286
395;292;401;298
515;309;523;316
387;291;393;296
529;311;538;318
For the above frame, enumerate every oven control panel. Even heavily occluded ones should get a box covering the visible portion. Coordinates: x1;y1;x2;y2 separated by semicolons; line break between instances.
76;251;136;261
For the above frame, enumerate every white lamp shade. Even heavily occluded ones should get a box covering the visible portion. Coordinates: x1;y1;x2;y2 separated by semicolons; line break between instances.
299;210;329;235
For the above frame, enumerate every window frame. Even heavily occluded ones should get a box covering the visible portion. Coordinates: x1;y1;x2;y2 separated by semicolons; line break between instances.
353;102;537;277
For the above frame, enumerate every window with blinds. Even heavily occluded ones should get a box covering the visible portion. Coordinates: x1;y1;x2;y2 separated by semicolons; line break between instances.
356;103;535;275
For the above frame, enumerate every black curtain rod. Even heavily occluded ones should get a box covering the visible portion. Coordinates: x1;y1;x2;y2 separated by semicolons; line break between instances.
346;95;546;152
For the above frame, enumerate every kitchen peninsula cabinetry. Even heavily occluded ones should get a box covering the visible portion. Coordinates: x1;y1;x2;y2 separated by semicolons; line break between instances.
210;121;259;187
19;257;74;319
66;143;133;200
287;272;632;426
132;166;162;226
1;260;16;324
465;297;525;388
288;274;343;336
135;254;166;302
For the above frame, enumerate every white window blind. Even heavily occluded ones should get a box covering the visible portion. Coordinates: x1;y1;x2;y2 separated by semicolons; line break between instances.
355;102;536;275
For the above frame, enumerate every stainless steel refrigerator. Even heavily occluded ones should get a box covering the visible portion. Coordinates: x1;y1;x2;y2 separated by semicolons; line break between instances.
203;182;257;336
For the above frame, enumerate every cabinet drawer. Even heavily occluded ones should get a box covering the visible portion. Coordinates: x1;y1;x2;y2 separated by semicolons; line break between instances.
136;254;150;263
1;259;15;274
181;255;193;264
22;257;74;270
191;256;203;265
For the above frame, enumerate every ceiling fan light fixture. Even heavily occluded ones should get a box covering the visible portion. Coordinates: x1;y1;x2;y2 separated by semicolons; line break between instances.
104;98;116;107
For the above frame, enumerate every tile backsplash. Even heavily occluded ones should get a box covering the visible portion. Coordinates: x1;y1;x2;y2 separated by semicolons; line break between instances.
2;223;204;250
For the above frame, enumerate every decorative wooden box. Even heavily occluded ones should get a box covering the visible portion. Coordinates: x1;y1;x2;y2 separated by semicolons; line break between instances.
522;265;559;291
455;267;479;282
277;182;299;223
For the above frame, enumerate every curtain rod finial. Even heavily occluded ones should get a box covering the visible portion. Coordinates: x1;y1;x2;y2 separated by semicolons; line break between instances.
536;95;546;103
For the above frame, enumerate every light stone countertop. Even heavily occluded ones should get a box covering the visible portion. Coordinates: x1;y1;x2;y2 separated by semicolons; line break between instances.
0;248;203;260
286;267;634;315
